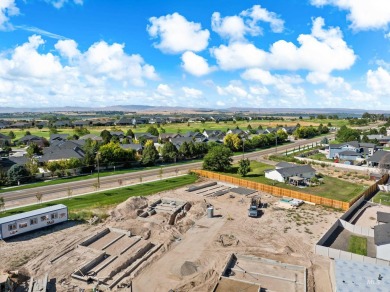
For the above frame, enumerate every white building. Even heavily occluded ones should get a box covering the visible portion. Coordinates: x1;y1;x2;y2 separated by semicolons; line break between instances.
0;204;68;239
374;223;390;261
264;164;316;183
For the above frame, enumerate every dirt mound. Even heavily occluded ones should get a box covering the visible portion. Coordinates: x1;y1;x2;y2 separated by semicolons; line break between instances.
110;196;148;220
216;234;239;247
180;261;198;276
175;268;219;292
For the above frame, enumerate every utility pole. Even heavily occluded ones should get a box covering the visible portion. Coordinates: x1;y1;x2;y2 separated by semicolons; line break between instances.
275;135;278;153
242;140;245;160
96;152;100;188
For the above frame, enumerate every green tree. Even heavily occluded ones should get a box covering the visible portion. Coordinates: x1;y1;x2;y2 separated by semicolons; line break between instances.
223;133;242;151
8;131;15;139
237;158;251;177
0;196;4;212
122;137;130;144
276;129;288;142
126;129;134;138
146;126;159;136
99;142;135;166
46;161;60;177
100;130;112;144
26;142;43;157
178;141;190;159
141;141;159;166
25;157;39;176
25;130;31;136
160;142;178;162
49;126;58;134
202;145;233;172
379;127;387;135
74;127;90;136
7;164;29;185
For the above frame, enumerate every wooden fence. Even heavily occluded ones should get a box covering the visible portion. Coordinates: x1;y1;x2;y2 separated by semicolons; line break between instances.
191;170;389;211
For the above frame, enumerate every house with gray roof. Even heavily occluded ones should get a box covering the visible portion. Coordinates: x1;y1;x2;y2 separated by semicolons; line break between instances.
134;133;158;143
171;137;194;149
40;141;85;163
374;223;390;261
17;135;48;147
327;141;379;160
367;151;390;168
121;143;143;155
78;134;103;142
265;164;316;184
377;212;390;224
50;134;69;143
0;133;11;147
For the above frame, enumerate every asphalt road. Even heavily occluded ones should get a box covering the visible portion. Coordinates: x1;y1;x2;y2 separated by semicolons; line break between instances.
1;135;333;206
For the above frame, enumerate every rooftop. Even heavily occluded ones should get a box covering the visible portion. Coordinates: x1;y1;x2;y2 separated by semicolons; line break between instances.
377;212;390;224
333;259;390;291
0;204;67;225
374;223;390;246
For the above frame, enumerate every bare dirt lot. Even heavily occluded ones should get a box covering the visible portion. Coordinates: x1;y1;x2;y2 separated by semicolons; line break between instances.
0;179;343;291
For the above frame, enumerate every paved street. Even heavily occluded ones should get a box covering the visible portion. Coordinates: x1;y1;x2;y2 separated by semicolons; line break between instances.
1;135;333;209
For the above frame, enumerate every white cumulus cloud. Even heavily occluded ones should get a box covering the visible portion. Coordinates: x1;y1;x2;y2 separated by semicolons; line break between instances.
211;5;284;41
156;84;175;97
182;87;203;98
181;51;215;76
147;13;210;54
217;84;248;98
45;0;83;9
311;0;390;30
55;39;80;59
0;0;19;30
212;17;356;74
367;67;390;95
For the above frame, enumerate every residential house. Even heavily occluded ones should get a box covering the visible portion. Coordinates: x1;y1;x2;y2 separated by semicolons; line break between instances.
35;121;48;128
91;119;115;126
78;134;103;142
12;122;31;129
327;141;380;160
264;164;316;184
374;223;390;261
0;133;11;147
227;128;248;138
171;137;194;149
115;117;133;126
149;117;165;124
110;131;125;139
134;133;158;143
73;120;90;127
121;143;143;155
40;140;85;163
367;151;390;168
363;135;390;147
0;120;11;129
17;135;48;147
54;120;72;128
159;133;182;142
50;134;69;143
167;117;186;123
131;117;149;125
203;130;223;138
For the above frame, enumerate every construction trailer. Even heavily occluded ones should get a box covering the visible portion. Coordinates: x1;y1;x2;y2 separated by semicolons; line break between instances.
0;204;68;240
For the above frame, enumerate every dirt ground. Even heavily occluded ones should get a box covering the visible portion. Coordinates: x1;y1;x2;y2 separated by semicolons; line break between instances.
353;204;390;228
0;179;343;292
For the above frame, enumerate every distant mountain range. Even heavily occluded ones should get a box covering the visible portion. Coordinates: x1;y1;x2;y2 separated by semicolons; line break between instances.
0;105;388;114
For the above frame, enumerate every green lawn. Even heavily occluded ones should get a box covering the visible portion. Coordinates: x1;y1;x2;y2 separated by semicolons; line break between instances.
0;158;201;193
0;174;197;220
2;119;331;142
307;153;334;162
372;191;390;206
348;235;367;256
222;161;365;202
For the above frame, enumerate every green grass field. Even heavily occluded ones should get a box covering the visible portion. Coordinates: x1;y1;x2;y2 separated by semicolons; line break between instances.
2;119;327;142
222;161;365;202
348;235;367;256
372;191;390;206
0;174;197;220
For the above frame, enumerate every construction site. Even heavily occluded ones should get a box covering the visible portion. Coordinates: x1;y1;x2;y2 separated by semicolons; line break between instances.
0;179;343;291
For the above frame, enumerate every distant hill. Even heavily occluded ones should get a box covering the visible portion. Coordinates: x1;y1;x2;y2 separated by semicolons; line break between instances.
0;105;388;114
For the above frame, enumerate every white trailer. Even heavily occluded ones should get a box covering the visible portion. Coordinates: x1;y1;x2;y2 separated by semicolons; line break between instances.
0;204;68;239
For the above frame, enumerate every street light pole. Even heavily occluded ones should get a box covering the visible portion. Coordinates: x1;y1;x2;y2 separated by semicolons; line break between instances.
242;140;245;160
96;152;100;188
275;134;278;153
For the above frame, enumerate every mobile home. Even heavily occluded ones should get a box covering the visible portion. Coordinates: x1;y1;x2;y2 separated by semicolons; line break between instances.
0;204;68;239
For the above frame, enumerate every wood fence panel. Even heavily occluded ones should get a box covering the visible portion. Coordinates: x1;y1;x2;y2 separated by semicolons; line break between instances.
191;170;389;211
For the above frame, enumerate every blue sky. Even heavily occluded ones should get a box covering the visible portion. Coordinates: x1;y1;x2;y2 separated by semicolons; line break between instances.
1;0;390;109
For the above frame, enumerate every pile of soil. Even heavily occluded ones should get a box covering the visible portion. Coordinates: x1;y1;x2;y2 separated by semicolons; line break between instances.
109;196;148;220
180;261;198;276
